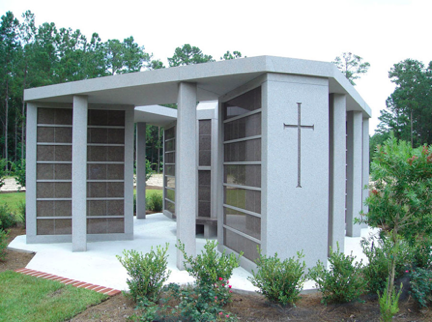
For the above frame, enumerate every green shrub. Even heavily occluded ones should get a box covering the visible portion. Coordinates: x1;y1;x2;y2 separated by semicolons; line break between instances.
308;243;366;304
133;193;136;215
0;158;7;189
147;193;162;212
361;236;412;294
410;235;432;269
177;239;241;288
409;268;432;308
248;249;306;306
379;279;402;322
116;244;171;302
0;203;17;230
12;160;26;190
17;201;26;228
0;228;9;261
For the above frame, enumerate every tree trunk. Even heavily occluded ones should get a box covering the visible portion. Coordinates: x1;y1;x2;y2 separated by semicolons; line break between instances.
4;79;9;172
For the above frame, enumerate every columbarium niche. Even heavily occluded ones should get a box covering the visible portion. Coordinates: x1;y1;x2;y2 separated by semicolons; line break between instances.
163;125;176;217
222;87;262;262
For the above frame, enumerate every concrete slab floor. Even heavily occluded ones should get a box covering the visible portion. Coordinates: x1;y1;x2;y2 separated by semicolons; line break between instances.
8;214;380;293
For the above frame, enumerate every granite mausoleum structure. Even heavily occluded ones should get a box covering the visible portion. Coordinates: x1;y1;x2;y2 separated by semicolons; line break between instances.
25;56;371;270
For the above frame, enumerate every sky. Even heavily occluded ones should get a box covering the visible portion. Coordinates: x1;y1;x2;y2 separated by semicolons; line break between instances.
1;0;431;135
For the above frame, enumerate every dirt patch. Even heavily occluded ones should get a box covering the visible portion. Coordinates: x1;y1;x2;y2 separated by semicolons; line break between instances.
0;226;35;273
2;228;432;321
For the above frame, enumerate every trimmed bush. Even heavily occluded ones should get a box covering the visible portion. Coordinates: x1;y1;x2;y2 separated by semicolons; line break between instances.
117;244;171;302
248;249;306;306
308;243;366;304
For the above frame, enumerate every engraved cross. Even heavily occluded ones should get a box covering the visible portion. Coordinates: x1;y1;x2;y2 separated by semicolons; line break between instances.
283;102;314;188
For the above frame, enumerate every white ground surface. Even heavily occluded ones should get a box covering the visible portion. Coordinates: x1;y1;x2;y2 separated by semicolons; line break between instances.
9;213;379;293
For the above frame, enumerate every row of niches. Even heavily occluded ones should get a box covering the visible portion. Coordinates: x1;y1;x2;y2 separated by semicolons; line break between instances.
224;207;261;240
198;200;210;218
199;150;211;167
88;128;124;144
165;152;175;164
37;145;71;162
199;120;211;135
224;138;261;162
199;133;211;152
88;146;124;162
224;187;261;214
87;218;124;234
37;164;124;180
164;139;175;152
223;87;261;121
38;108;72;125
224;112;261;142
165;127;175;140
224;228;259;262
224;165;261;188
36;182;124;198
37;218;71;235
36;200;124;217
38;127;72;143
88;110;125;127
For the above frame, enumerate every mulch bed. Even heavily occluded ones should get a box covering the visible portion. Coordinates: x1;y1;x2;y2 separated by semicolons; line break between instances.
3;226;432;321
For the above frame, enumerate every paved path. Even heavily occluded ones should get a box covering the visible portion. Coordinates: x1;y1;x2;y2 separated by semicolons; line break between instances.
0;178;25;193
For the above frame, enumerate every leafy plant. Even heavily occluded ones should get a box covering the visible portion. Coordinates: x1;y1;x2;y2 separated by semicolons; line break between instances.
361;236;412;294
116;244;171;302
308;243;366;304
409;268;432;308
17;200;26;228
378;280;402;322
12;160;25;190
0;158;7;189
248;248;306;306
0;203;17;230
146;193;162;212
0;228;9;261
177;240;241;288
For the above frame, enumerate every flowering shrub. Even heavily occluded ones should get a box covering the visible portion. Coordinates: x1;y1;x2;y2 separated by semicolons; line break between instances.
410;268;432;308
308;243;366;304
248;249;306;306
116;243;171;302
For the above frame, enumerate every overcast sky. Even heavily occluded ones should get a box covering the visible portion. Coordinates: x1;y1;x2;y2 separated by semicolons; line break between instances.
1;0;431;135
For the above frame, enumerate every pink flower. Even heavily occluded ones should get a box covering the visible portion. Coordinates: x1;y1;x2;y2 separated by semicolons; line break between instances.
405;270;409;273
226;315;229;318
222;284;224;286
219;277;223;281
228;285;232;288
229;290;232;293
227;280;229;284
219;312;223;315
215;296;218;299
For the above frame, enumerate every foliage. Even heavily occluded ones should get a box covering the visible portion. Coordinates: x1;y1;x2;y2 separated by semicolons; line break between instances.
0;270;107;322
11;159;25;189
0;228;9;261
332;52;370;85
145;159;153;181
220;51;242;60
361;236;412;294
248;249;306;306
410;235;432;268
168;44;214;67
0;158;7;188
17;200;26;227
378;280;402;322
177;239;242;288
308;243;366;304
0;203;17;230
146;192;162;212
409;267;432;308
377;59;432;147
116;244;171;302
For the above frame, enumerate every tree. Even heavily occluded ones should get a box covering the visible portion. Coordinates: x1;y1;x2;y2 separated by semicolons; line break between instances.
168;44;214;67
332;52;370;85
377;59;432;148
220;51;242;60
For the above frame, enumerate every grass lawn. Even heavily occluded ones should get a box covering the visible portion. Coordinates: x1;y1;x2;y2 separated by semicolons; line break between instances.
0;271;107;322
0;192;25;214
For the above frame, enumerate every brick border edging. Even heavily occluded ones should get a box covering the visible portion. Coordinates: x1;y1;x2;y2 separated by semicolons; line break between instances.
14;268;121;296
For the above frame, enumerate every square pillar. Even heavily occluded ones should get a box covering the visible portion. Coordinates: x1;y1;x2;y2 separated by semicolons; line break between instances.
175;82;197;269
328;94;346;252
346;111;362;237
25;103;37;243
136;122;147;219
72;96;88;251
361;118;370;228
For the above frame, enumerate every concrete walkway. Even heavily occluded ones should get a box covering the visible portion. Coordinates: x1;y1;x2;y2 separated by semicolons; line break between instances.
0;178;25;192
9;213;379;294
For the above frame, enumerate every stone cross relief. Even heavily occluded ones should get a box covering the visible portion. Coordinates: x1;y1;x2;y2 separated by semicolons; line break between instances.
283;102;314;188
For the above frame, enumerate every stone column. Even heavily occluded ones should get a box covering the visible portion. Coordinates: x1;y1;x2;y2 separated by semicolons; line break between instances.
328;94;346;252
346;111;362;237
26;103;37;243
362;118;370;228
175;82;197;269
72;96;88;251
136;122;147;219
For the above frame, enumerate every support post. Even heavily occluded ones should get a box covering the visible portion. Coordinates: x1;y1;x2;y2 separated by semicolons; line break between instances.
361;118;370;228
136;122;147;219
175;82;197;269
26;103;37;242
72;96;88;251
346;111;362;237
328;94;346;252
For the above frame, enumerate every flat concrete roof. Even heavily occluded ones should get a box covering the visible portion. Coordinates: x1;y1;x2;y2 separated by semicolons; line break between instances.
24;56;371;118
134;105;177;127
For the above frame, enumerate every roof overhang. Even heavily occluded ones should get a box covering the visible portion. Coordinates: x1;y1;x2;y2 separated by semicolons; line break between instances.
24;55;371;118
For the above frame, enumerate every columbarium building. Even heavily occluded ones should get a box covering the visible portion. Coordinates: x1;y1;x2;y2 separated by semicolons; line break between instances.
24;56;371;270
